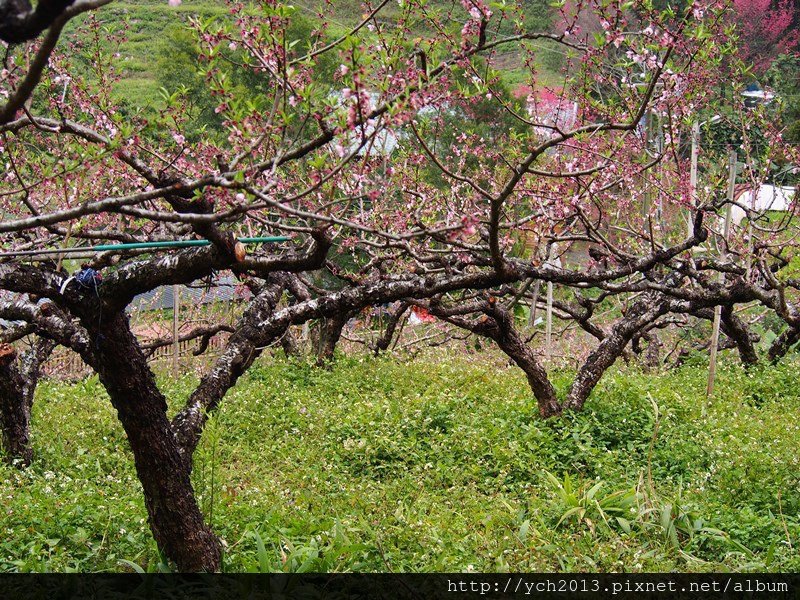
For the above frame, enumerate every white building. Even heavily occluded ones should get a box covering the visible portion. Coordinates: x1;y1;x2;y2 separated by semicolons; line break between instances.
731;185;796;226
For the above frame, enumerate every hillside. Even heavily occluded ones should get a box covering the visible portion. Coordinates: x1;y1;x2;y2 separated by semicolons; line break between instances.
64;0;557;109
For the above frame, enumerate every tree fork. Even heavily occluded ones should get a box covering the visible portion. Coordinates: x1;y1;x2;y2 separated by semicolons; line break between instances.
564;297;666;411
426;300;562;418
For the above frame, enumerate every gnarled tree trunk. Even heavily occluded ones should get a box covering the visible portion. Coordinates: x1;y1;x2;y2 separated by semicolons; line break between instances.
720;306;759;367
768;325;800;364
693;306;760;367
0;338;54;467
315;311;353;366
428;300;562;418
173;276;289;459
0;343;30;467
632;331;662;371
565;297;665;411
480;307;561;418
88;312;220;572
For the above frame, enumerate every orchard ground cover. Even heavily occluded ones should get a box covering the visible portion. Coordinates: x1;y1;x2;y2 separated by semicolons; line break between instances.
1;352;798;573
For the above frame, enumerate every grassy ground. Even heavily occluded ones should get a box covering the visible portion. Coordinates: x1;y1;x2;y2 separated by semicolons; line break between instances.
1;352;798;572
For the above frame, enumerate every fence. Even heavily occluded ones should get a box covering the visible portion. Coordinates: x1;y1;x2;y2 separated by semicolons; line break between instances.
44;331;229;380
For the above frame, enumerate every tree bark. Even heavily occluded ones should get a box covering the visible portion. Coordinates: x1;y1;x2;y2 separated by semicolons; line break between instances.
0;343;30;467
693;306;760;367
89;312;220;572
768;325;800;364
495;327;562;417
0;338;54;467
565;297;665;411
315;311;353;366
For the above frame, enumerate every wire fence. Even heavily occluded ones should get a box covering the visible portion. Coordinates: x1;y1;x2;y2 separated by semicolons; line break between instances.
44;333;230;380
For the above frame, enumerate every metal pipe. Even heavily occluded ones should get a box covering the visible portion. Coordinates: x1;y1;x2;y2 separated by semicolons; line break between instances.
0;236;290;259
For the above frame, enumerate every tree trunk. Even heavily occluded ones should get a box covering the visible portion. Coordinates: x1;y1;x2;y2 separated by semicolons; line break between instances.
0;343;31;467
278;327;300;357
373;302;409;355
565;299;664;411
315;312;352;366
0;338;54;467
720;306;759;367
89;312;220;572
172;277;288;459
642;331;662;370
430;302;562;418
768;325;800;364
632;331;662;371
486;311;561;418
695;306;760;367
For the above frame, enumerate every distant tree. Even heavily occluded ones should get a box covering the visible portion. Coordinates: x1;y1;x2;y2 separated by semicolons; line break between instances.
766;53;800;142
155;24;224;138
731;0;799;73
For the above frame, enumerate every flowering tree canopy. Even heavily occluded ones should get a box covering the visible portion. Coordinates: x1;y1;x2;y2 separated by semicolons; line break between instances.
731;0;798;73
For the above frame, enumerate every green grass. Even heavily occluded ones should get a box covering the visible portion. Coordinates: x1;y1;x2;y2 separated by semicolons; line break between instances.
1;352;798;572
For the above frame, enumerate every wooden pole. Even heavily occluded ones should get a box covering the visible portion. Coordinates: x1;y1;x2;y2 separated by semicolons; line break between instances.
654;111;664;229
707;150;736;399
706;309;722;399
643;111;651;220
745;160;766;281
545;245;554;362
172;285;180;378
529;279;541;328
688;121;700;239
546;281;553;361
